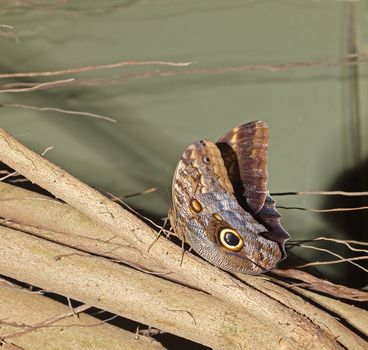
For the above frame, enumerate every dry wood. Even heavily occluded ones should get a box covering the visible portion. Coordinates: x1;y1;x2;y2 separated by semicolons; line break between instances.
0;182;167;275
273;268;368;301
271;279;368;337
0;279;164;350
2;182;367;346
0;225;273;350
234;273;368;347
0;128;367;349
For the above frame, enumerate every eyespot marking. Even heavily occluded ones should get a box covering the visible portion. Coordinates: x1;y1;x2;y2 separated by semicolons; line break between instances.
213;213;223;221
190;199;203;213
219;228;244;252
203;155;211;164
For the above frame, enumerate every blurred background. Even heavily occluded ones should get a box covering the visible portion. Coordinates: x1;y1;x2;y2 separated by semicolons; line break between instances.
1;0;367;288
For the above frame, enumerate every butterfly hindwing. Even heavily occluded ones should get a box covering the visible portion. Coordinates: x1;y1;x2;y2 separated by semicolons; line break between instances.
217;120;269;213
170;137;287;274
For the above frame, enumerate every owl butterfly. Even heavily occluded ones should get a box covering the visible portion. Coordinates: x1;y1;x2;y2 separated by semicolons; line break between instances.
169;121;289;274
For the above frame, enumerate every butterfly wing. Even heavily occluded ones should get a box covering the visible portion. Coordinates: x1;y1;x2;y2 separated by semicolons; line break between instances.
217;120;269;213
216;121;289;259
170;139;284;274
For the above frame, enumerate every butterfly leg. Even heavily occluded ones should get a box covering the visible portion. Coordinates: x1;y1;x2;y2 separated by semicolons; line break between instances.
166;208;191;266
147;216;170;252
179;234;188;266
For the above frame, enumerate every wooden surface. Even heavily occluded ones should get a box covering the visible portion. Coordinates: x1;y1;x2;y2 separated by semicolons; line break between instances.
0;128;367;349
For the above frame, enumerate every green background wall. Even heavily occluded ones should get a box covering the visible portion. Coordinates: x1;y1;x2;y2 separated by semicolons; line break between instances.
1;0;367;285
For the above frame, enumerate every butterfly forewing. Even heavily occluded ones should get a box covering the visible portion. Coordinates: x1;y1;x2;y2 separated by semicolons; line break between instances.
170;136;287;274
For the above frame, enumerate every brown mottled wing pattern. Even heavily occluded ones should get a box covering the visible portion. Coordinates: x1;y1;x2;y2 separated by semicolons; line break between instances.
216;121;289;259
217;121;269;213
256;195;289;259
170;139;284;274
171;140;234;204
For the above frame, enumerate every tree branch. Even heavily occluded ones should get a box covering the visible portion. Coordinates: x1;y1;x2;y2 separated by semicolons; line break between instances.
0;128;367;349
0;225;273;349
0;280;164;350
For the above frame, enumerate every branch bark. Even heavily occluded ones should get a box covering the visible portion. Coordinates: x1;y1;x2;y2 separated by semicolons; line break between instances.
0;181;167;275
0;280;164;350
0;225;273;350
1;181;367;347
0;128;367;349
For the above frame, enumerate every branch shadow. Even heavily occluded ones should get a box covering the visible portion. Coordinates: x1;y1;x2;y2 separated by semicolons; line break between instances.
322;157;368;288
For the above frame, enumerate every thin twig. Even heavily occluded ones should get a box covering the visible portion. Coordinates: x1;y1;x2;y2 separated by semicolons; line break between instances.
289;238;368;246
277;205;368;212
0;60;194;79
0;79;74;93
3;104;117;123
41;146;54;156
312;237;368;254
1;304;92;340
74;52;368;84
121;187;157;199
297;245;368;272
271;190;368;196
0;171;18;182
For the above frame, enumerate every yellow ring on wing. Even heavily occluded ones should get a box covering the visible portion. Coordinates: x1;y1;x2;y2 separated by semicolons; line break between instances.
219;228;244;251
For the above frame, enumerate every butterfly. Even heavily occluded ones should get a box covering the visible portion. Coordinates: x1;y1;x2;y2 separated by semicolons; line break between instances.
169;121;289;274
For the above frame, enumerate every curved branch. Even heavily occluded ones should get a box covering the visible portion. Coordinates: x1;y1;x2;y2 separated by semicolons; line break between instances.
0;128;366;349
0;280;164;350
0;225;273;350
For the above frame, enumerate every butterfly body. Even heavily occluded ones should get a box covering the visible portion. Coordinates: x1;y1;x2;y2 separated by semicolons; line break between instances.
170;122;289;274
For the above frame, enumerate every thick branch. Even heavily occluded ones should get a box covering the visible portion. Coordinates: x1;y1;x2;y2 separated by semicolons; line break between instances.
0;128;366;349
0;182;167;275
2;183;366;347
0;225;273;350
273;280;368;337
273;268;368;301
0;280;164;350
235;273;368;347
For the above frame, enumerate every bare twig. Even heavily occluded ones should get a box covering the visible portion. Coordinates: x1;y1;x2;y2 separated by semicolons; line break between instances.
296;244;368;272
0;171;18;182
277;205;368;212
0;79;74;93
273;269;368;302
0;60;194;79
312;237;368;254
102;187;156;200
120;187;157;199
289;238;368;247
2;104;117;123
41;146;54;156
272;190;368;196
